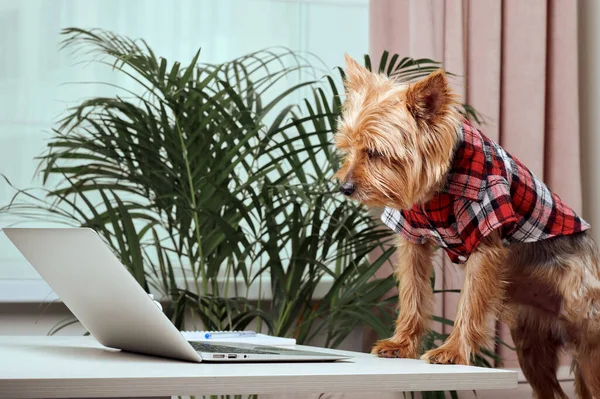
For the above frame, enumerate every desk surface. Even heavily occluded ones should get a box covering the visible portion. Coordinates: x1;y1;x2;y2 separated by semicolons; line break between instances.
0;336;517;398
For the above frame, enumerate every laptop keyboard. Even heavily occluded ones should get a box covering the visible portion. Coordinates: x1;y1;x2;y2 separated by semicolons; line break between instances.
188;341;279;354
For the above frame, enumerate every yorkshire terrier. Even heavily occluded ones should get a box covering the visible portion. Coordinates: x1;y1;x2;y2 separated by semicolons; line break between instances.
335;54;600;398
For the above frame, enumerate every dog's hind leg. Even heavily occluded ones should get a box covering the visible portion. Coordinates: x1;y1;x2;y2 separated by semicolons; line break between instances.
573;344;600;398
572;357;593;399
510;305;568;399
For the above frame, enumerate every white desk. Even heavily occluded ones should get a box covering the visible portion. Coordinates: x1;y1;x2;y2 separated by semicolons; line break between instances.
0;336;517;398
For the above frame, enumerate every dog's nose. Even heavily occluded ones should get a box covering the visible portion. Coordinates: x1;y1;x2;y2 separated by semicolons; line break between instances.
340;182;356;196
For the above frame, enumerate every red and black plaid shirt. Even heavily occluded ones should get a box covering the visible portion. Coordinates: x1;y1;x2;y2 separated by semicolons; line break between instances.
381;119;590;264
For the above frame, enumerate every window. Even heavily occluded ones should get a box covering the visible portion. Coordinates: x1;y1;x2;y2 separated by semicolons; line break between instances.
0;0;368;301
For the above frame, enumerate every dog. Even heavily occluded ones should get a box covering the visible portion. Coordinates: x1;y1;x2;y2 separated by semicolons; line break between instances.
334;54;600;398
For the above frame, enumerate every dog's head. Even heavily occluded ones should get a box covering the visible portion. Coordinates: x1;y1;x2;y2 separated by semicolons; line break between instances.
333;55;461;209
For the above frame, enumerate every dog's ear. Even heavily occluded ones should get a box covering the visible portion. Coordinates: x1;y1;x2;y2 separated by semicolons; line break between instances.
344;53;371;92
405;69;452;124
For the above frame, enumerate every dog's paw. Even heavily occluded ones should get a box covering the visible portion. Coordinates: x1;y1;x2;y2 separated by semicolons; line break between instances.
421;344;468;365
371;338;418;359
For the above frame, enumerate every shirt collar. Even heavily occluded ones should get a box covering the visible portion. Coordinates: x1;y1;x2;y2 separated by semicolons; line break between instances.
440;119;490;202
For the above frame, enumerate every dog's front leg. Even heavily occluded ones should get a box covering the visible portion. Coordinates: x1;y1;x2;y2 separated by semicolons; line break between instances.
421;231;507;365
372;236;435;358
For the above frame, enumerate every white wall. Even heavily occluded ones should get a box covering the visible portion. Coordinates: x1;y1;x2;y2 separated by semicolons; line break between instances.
0;303;85;336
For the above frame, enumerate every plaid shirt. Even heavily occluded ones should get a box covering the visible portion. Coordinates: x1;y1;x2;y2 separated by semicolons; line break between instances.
381;119;590;264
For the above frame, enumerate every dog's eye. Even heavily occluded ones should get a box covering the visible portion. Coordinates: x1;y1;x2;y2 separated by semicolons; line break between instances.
366;149;383;159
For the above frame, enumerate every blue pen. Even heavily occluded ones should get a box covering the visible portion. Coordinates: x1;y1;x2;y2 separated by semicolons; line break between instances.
204;331;257;339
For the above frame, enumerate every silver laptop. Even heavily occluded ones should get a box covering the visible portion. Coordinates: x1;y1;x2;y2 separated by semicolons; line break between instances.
3;228;350;363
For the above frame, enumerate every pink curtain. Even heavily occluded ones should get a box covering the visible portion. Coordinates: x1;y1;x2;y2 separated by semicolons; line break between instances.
369;0;581;368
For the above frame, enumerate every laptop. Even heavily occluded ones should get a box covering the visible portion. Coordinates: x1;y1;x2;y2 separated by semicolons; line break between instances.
2;227;350;363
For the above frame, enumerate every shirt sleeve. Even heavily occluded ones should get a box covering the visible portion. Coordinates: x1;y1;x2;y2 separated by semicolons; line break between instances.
381;207;429;244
